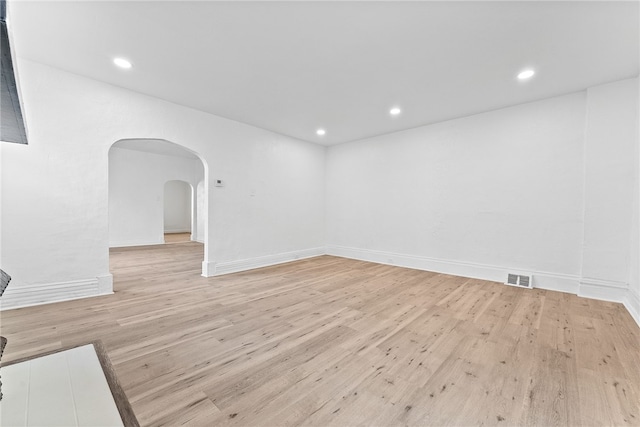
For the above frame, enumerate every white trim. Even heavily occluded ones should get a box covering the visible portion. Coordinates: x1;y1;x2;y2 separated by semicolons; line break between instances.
164;228;191;234
530;271;580;294
624;289;640;328
202;260;213;277
109;239;164;248
326;245;640;327
0;278;113;311
5;244;638;329
97;274;113;294
202;247;325;277
326;245;580;294
578;277;629;302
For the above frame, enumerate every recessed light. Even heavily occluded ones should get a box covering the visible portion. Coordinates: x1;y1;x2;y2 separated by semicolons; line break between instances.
316;129;326;136
113;58;132;69
517;69;535;80
390;107;401;116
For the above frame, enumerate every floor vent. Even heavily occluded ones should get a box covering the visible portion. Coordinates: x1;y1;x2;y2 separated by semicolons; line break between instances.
505;273;533;289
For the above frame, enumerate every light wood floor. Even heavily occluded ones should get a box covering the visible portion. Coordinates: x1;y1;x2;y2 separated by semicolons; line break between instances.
164;232;191;244
1;243;639;426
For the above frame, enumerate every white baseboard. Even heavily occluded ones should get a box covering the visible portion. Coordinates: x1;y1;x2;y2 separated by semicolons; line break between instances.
202;260;214;277
164;228;191;234
109;239;164;248
624;289;640;328
4;243;638;330
0;277;114;311
98;274;113;294
326;245;580;293
202;247;325;277
578;277;629;302
326;245;640;327
530;271;580;294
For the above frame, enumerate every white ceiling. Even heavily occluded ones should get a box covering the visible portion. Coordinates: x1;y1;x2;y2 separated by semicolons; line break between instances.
8;1;639;146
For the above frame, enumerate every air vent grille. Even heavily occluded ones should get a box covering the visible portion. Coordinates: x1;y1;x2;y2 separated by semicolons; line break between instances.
505;273;533;289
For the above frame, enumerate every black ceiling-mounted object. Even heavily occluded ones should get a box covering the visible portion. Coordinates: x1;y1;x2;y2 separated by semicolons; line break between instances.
1;0;28;144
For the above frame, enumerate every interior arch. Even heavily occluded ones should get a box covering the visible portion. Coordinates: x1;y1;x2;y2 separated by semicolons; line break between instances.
108;138;209;278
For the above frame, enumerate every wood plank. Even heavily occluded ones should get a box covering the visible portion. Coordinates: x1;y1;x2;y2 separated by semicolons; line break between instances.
1;243;638;425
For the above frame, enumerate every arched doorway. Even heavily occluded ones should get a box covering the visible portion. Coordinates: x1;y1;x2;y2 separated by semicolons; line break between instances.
163;180;193;243
108;138;208;279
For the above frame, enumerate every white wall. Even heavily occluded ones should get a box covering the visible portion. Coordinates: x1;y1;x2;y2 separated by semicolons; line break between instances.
627;80;640;324
1;56;638;326
108;147;201;247
327;78;640;314
327;92;587;290
0;59;326;309
580;78;638;302
630;176;640;323
196;180;206;243
164;180;192;234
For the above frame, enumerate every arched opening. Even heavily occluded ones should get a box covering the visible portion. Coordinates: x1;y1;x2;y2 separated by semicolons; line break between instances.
107;138;208;282
163;180;193;243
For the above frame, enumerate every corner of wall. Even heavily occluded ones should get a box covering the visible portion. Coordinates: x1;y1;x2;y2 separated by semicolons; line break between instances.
97;274;113;295
202;260;215;277
624;288;640;328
